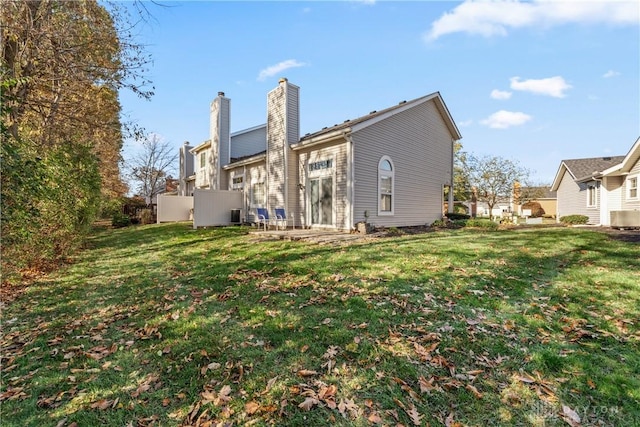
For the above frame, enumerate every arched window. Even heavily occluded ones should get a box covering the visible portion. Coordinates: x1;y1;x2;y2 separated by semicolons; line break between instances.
378;156;394;215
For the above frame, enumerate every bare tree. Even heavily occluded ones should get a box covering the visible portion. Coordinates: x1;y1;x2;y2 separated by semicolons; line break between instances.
127;134;178;204
465;154;530;220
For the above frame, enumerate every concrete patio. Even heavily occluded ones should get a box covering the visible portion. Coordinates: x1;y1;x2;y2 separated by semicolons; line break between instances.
248;228;383;245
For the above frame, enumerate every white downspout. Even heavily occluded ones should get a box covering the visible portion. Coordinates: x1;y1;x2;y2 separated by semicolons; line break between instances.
598;176;608;226
345;133;355;231
449;139;456;214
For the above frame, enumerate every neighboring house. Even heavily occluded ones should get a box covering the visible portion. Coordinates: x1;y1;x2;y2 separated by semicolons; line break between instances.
512;185;557;217
551;136;640;225
179;78;462;230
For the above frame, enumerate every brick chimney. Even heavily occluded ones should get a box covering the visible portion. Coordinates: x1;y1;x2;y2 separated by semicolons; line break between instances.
266;78;299;212
209;91;231;190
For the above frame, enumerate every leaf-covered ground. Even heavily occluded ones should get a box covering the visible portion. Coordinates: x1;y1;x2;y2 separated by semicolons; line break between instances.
1;224;639;426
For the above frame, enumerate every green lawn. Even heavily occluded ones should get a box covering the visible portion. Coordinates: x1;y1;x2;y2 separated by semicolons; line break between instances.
2;224;638;426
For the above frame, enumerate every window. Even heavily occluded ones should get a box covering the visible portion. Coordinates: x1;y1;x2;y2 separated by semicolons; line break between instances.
232;174;244;191
200;152;206;169
309;159;333;172
587;184;597;207
628;176;638;199
251;182;265;207
378;156;394;215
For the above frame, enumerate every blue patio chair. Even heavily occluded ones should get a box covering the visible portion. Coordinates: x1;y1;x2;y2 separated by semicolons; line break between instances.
274;208;293;230
256;207;270;231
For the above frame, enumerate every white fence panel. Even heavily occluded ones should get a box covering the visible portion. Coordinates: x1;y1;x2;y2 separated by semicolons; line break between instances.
193;189;243;228
157;195;193;223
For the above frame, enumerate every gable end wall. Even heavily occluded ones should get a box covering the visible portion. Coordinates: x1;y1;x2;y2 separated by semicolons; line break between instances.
352;99;454;227
556;171;600;224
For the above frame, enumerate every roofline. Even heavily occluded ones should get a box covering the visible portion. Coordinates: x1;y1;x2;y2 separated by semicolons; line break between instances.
291;129;349;150
230;123;266;138
222;152;266;169
602;136;640;176
550;161;575;191
190;140;211;153
349;92;462;140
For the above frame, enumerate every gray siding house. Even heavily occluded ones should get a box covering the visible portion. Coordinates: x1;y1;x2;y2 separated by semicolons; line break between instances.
179;78;462;231
551;136;640;226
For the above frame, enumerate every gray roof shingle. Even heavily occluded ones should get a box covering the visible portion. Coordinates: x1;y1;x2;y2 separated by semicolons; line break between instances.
299;93;437;142
563;156;625;181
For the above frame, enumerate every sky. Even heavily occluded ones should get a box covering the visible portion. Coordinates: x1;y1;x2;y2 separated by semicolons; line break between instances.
119;0;640;184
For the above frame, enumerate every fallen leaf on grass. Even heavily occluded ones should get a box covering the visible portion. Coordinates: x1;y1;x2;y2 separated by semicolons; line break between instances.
90;398;116;410
465;383;483;399
418;376;442;394
405;404;424;426
259;376;278;395
445;411;464;427
561;405;581;426
297;369;317;377
201;384;232;407
318;384;337;409
337;398;359;419
298;397;319;411
368;411;383;424
245;400;260;415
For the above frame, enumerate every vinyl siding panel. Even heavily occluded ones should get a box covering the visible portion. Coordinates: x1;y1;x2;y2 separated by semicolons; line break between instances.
287;85;299;146
209;101;221;190
225;162;268;222
219;97;231;168
267;85;286;210
286;85;300;224
230;127;266;159
556;172;600;224
287;146;300;226
297;141;349;230
605;176;623;211
352;99;453;227
622;159;640;209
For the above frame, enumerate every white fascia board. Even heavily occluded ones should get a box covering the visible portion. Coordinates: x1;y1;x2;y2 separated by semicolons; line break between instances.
291;129;349;151
222;153;266;170
602;136;640;176
550;162;574;191
349;93;462;141
190;140;212;154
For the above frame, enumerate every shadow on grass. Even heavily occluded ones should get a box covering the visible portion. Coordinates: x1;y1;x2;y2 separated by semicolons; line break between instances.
3;224;638;426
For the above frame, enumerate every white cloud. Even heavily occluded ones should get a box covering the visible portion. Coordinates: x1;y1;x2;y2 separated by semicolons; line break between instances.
603;69;621;78
257;59;307;81
490;89;512;100
481;110;532;129
425;0;639;41
458;119;474;127
510;76;572;98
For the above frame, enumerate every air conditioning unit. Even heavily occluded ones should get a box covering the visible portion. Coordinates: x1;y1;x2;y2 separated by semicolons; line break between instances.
610;210;640;228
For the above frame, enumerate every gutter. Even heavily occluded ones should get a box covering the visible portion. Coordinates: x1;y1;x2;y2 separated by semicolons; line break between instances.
291;129;351;151
222;153;266;170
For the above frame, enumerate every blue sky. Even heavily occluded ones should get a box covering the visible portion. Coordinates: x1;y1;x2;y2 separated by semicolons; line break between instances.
119;0;639;184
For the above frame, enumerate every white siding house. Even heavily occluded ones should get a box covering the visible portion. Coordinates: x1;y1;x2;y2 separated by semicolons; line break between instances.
179;78;462;230
551;136;640;226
